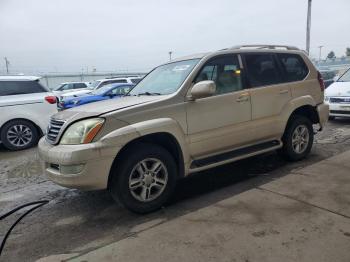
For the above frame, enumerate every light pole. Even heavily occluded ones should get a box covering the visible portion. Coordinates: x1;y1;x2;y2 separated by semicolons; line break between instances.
306;0;312;55
168;51;173;61
318;45;324;61
4;57;10;74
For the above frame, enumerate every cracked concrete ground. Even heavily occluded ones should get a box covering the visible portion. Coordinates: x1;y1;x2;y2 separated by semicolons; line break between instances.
0;119;350;262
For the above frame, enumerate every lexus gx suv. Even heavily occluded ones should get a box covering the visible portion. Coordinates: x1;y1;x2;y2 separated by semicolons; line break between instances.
39;45;329;213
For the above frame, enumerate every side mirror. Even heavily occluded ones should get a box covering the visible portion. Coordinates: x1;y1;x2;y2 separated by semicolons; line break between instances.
189;80;216;100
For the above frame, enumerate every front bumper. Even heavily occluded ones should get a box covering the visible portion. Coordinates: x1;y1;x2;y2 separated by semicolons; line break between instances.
328;102;350;117
38;138;120;190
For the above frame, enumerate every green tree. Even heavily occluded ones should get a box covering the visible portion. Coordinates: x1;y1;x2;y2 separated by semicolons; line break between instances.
346;47;350;57
327;51;335;59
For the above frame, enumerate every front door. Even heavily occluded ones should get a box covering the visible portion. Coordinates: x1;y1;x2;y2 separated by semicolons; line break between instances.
186;54;252;158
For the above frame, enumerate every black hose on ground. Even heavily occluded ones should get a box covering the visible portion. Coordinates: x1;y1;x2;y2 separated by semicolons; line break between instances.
0;200;49;258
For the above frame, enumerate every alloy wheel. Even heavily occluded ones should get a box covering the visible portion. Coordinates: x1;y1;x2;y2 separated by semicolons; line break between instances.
128;158;168;202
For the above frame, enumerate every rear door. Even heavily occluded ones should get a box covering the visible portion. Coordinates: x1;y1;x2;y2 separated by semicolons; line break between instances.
242;53;292;142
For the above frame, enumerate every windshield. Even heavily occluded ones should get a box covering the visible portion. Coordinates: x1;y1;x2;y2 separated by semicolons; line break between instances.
129;59;200;96
91;84;115;95
88;80;101;89
338;69;350;82
54;84;66;91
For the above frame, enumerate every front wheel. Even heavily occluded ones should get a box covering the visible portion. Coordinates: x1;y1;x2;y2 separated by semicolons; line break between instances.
280;115;314;161
109;143;177;214
0;120;39;151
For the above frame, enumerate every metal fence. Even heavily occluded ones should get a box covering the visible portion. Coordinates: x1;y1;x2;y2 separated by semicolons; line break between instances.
38;72;146;89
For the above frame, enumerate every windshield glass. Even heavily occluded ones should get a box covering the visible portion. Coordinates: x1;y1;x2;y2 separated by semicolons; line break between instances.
88;80;101;89
91;84;116;95
338;69;350;82
129;59;200;96
54;84;66;91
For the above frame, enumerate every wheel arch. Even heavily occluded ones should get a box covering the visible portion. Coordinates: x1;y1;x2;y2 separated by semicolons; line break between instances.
107;131;185;189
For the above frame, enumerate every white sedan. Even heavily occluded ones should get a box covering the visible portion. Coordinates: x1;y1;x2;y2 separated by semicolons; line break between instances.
325;68;350;119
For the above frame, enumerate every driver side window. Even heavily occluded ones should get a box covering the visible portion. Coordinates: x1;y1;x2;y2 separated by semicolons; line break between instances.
195;55;243;95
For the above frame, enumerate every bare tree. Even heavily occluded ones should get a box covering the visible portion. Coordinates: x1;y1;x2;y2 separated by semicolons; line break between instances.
346;47;350;57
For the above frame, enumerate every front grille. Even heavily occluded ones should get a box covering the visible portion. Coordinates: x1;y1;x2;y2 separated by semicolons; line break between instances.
50;163;59;170
330;110;350;115
329;97;350;104
46;118;65;143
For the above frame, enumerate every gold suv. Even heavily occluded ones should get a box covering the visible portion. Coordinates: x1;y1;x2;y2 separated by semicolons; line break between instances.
39;45;329;213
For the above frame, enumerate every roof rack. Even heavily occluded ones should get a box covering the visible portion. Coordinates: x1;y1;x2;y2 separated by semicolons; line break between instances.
230;45;300;51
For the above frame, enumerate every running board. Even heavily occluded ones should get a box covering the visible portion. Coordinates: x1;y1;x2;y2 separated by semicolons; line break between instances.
189;140;281;173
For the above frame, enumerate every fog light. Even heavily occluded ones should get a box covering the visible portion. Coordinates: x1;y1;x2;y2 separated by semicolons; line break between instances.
60;164;85;174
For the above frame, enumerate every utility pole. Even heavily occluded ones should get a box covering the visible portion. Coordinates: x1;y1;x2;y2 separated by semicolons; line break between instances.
4;57;10;74
306;0;312;55
318;45;324;61
168;51;173;61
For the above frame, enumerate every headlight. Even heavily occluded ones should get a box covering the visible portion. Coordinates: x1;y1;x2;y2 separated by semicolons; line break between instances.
325;96;330;102
60;118;105;145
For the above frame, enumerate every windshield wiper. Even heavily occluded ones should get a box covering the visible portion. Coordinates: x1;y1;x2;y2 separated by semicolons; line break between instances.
137;92;162;96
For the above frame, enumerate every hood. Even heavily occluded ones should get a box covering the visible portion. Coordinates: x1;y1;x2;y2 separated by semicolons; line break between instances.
52;95;167;122
325;81;350;97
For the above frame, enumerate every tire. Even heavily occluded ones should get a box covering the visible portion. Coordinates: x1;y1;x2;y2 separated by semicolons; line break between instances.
329;116;335;121
0;120;39;151
109;143;178;214
280;115;314;161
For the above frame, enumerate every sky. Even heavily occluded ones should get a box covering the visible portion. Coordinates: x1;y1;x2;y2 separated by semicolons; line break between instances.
0;0;349;74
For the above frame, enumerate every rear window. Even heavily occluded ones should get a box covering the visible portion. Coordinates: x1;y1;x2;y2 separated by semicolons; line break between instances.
110;79;127;83
277;54;309;82
0;80;46;96
99;79;127;88
244;53;281;87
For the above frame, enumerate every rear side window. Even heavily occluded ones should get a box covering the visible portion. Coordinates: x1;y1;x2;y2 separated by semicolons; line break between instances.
0;81;46;96
73;83;87;89
244;54;281;88
277;54;309;82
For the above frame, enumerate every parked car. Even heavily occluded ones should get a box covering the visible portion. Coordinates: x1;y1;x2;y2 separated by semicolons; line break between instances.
58;77;143;101
320;70;337;88
325;67;350;119
52;82;89;96
58;83;134;110
38;45;329;213
0;76;57;150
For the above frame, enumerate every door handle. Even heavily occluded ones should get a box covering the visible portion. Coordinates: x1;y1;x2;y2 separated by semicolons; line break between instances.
236;94;250;102
279;90;289;94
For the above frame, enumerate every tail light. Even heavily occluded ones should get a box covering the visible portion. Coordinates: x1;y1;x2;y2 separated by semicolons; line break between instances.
317;71;325;92
45;96;57;104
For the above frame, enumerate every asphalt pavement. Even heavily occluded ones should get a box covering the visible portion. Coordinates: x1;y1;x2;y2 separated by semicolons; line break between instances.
0;119;350;262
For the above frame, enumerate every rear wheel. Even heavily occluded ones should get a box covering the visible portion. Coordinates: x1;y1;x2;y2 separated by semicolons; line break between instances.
109;143;177;214
280;115;314;161
0;120;39;151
